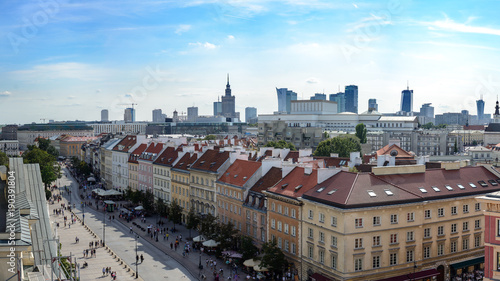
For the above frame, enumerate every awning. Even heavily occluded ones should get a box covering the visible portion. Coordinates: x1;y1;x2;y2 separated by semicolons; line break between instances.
377;268;440;281
310;273;332;281
450;257;484;270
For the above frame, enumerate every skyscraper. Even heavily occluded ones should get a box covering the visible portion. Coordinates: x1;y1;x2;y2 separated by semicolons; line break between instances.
401;85;413;113
310;93;327;100
101;109;109;122
124;108;135;123
420;103;434;118
221;74;236;119
245;107;257;123
368;99;378;111
329;92;345;113
276;88;297;113
152;109;164;123
477;98;485;121
344;85;358;113
213;97;222;116
187;106;198;122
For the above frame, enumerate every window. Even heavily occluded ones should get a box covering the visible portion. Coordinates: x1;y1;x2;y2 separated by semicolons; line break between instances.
355;238;363;249
438;208;444;217
331;255;337;269
319;213;325;223
424;209;431;219
407;231;414;242
308;228;313;239
331;236;337;247
271;202;275;211
308;210;314;219
423;246;430;259
475;202;481;211
463;221;469;231
390;214;398;224
308;245;313;259
475;236;481;247
450;241;457;253
291;226;296;237
278;205;282;214
437;243;444;256
373;236;381;247
319;232;325;243
390;234;398;244
451;206;457;215
389;253;398;266
475;219;481;229
284;224;289;234
451;223;457;233
355;218;363;228
354;258;363;271
271;219;275;229
463;204;469;213
277;221;282;232
284;207;289;216
292;243;296;254
438;226;444;236
373;216;381;226
319;250;325;264
463;238;469;250
284;240;289;252
291;209;296;218
331;216;337;227
406;250;414;262
373;256;380;268
407;212;414;222
424;228;431;238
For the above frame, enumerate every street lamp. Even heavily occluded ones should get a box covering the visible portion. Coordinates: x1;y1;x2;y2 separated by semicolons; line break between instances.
135;234;139;279
103;204;106;247
82;201;85;225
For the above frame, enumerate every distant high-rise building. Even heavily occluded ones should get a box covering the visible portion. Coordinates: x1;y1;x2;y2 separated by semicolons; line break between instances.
187;106;198;122
310;93;327;100
344;85;358;113
477;98;485;121
213;97;222;116
152;109;164;123
329;92;345;113
124;108;135;123
1;125;18;140
401;85;413;113
368;99;378;111
276;88;297;113
221;74;237;119
420;103;434;118
173;110;179;122
245;107;257;123
101;109;109;122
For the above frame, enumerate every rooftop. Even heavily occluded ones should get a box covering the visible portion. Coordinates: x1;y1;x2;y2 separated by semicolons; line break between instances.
190;149;230;172
218;159;261;187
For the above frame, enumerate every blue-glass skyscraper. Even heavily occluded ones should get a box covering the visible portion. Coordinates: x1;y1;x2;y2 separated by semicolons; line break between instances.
344;85;358;113
276;88;297;113
401;86;413;113
329;92;345;113
477;98;485;121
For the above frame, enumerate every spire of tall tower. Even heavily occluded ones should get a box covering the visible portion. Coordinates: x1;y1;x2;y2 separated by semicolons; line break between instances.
407;80;409;90
225;74;232;96
227;73;230;87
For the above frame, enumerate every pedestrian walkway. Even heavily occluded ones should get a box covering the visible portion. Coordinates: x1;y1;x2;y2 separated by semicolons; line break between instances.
49;190;142;281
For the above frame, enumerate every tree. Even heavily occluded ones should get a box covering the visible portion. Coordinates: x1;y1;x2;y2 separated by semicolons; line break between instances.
355;123;367;144
264;140;296;151
186;206;200;238
260;238;287;278
204;135;217;140
38;138;51;151
199;213;218;238
0;151;8;166
142;190;155;213
240;235;258;261
46;145;59;158
23;147;58;188
169;200;183;231
421;122;434;129
156;198;168;217
313;134;361;157
215;221;238;250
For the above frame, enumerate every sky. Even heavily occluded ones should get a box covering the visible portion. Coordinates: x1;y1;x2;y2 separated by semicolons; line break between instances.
2;0;500;124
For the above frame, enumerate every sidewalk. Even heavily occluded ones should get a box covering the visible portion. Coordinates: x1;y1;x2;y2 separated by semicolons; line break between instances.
48;191;142;281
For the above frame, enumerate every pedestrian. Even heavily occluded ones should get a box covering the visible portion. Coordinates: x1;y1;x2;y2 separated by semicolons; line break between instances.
106;267;109;275
136;255;139;263
170;242;173;250
102;267;106;276
140;254;144;263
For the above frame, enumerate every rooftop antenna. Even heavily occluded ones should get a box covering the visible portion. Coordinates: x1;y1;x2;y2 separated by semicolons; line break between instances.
407;80;409;90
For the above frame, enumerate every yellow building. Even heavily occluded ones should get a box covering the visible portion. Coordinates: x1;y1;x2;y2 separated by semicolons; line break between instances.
128;144;147;191
171;152;198;222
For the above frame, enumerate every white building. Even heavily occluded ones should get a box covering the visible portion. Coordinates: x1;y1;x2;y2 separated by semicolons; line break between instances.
0;140;19;156
89;122;148;135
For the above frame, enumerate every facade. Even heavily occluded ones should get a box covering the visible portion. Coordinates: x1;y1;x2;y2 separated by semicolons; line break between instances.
89;122;148;135
344;85;358;113
17;123;93;150
245;107;257;123
310;93;327;100
152;109;164;123
152;146;180;204
300;164;499;281
368;99;378;111
213;100;222;116
128;143;147;191
112;135;143;192
0;140;19;156
420;103;435;125
435;112;469;126
401;86;413;113
171;151;199;222
187;106;199;122
477;191;500;281
217;159;263;235
146;122;247;136
137;142;165;193
189;149;231;216
330;93;346;113
277;88;298;113
101;138;121;189
124;107;136;123
1;124;18;140
59;136;99;160
291;100;338;115
101;109;109;122
449;130;484;146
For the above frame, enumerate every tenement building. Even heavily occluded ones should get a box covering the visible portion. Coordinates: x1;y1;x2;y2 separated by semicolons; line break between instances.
299;163;500;281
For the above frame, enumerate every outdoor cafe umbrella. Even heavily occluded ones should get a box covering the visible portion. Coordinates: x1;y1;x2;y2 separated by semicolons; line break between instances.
202;239;220;247
243;258;260;267
87;177;96;182
193;235;207;242
134;206;144;211
253;264;269;272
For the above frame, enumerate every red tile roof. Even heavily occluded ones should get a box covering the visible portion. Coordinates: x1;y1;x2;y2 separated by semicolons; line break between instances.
218;159;261;187
303;166;500;208
128;143;147;164
138;142;164;161
377;144;413;158
267;167;318;198
153;146;179;166
112;135;137;152
249;167;283;194
172;153;198;171
283;151;299;162
190;149;230;173
313;156;350;168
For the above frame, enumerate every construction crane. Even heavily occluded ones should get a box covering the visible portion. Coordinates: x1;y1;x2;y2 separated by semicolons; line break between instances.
40;118;47;123
118;103;137;109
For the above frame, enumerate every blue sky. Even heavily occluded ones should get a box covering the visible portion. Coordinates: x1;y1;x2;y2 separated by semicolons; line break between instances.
2;0;500;124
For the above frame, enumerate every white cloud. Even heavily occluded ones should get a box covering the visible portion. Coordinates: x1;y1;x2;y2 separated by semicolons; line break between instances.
425;17;500;36
189;42;218;49
227;35;235;40
175;24;191;34
0;91;11;97
306;77;319;84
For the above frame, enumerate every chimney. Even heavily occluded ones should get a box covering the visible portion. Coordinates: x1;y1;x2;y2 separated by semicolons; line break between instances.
317;167;341;184
229;151;238;164
348;151;362;168
304;165;313;175
261;158;282;175
282;162;296;178
299;148;312;157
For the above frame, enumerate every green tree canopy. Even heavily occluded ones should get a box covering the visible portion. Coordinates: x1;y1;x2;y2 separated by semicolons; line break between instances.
186;206;199;238
260;238;287;277
23;147;59;188
215;221;238;250
355;123;367;144
313;134;361;157
240;235;258;261
169;199;183;230
0;151;8;167
199;213;218;239
264;140;296;151
204;135;217;140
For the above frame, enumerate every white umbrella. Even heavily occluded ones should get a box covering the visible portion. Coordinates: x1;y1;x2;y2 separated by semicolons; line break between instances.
253;264;269;272
134;206;144;211
193;235;207;242
202;239;220;247
87;177;96;182
243;259;260;267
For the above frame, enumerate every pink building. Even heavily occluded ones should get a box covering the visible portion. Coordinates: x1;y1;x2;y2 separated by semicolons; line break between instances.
137;142;165;193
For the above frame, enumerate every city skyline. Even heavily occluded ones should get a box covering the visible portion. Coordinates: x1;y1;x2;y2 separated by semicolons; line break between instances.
2;1;500;123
